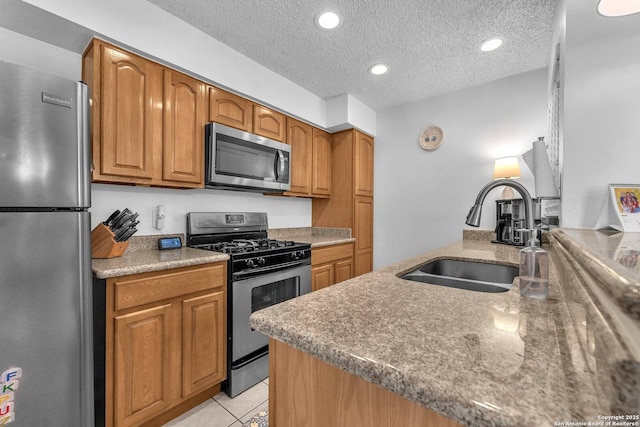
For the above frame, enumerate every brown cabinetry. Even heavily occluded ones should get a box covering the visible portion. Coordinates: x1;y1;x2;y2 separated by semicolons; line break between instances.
311;243;354;291
286;118;313;195
82;39;205;188
269;339;464;427
253;105;286;142
311;128;332;197
163;69;206;185
208;87;286;143
313;129;374;276
100;262;226;427
208;87;253;132
284;120;331;198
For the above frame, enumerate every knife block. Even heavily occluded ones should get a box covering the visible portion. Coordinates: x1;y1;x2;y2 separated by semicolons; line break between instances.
91;223;129;259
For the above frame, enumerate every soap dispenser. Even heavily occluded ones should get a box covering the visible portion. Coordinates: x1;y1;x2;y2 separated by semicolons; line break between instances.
519;237;549;299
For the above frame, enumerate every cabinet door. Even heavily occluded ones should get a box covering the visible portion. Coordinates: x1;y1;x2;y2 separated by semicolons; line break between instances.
100;43;162;180
182;290;226;397
312;128;332;197
114;304;172;427
312;264;334;292
286;118;312;196
354;196;373;276
163;70;205;187
334;258;354;284
354;131;374;197
208;87;253;132
253;105;286;142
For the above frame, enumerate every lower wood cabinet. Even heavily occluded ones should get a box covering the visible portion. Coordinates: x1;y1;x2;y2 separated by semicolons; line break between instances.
269;339;464;427
311;243;354;291
97;262;227;427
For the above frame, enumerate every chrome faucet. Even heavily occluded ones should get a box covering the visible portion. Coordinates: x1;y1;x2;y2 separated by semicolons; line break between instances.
466;179;536;243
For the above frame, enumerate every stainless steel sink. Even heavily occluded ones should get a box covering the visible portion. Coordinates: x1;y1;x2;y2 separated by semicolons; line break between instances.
399;259;518;293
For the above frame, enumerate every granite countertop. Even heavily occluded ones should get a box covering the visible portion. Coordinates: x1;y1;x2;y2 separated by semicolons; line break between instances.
552;228;640;319
250;233;612;427
92;234;228;279
268;227;355;248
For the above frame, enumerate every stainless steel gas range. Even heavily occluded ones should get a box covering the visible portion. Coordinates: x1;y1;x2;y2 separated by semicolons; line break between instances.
187;212;311;397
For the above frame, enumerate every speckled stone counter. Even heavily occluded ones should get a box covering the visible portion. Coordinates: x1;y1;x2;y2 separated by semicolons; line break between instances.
92;234;228;279
250;230;640;427
268;227;355;248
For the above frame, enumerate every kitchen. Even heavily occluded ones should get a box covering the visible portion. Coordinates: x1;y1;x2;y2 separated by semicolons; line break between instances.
0;0;639;426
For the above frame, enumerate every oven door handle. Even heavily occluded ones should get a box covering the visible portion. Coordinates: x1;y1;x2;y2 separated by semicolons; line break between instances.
233;259;309;281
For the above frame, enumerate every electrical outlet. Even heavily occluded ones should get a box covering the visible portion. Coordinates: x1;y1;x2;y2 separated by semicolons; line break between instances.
153;205;165;230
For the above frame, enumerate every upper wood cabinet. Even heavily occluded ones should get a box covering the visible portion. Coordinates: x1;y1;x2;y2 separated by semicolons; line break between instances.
253;105;286;142
82;39;205;188
208;87;252;132
311;128;332;197
88;41;161;181
285;118;313;195
163;69;206;185
284;121;331;198
354;132;374;197
208;87;288;143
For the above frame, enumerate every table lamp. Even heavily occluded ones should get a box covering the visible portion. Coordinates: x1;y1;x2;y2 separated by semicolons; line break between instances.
493;156;521;199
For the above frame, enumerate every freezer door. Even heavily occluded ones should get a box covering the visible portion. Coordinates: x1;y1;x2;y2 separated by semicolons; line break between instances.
0;61;90;209
0;212;94;426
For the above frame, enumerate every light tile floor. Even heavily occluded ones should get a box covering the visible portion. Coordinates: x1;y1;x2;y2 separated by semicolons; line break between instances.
163;379;269;427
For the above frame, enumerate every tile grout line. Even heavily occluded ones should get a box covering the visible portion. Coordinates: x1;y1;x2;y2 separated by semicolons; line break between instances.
209;397;242;426
237;398;268;422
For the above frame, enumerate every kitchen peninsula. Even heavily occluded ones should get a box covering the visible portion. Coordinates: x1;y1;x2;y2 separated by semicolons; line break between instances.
249;229;640;427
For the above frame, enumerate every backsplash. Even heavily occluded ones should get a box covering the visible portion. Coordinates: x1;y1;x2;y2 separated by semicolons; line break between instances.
90;183;312;236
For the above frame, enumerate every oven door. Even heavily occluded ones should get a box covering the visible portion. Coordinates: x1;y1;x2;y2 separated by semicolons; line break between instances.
231;262;311;362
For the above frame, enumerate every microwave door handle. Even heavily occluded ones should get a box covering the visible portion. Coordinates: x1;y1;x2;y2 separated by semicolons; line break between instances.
275;150;285;180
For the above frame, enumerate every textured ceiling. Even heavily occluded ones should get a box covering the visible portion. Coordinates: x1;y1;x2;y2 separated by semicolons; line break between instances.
145;0;557;112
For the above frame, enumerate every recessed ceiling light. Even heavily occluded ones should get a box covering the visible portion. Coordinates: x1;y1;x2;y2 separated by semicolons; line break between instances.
368;64;389;75
316;11;341;30
480;37;504;52
597;0;640;16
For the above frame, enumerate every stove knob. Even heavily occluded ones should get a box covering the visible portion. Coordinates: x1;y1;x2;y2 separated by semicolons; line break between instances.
245;258;256;268
256;257;266;267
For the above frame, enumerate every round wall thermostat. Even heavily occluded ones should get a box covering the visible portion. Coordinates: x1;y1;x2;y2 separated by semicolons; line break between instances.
419;126;444;150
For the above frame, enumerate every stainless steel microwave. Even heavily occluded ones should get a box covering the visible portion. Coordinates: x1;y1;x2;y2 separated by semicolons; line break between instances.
205;122;291;193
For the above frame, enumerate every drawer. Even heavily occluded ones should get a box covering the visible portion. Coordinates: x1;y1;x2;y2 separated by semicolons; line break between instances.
312;243;354;266
113;263;226;311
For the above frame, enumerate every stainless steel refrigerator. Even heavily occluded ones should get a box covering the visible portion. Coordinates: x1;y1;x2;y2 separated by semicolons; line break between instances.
0;60;94;426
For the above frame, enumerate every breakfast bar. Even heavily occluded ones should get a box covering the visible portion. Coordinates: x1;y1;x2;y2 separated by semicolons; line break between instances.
249;229;640;427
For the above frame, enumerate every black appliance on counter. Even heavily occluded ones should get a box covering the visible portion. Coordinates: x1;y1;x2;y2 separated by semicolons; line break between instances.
493;198;527;246
186;212;311;397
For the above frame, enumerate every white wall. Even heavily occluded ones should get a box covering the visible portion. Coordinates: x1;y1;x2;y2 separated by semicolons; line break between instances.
374;69;546;269
561;3;640;228
91;184;311;235
0;27;81;80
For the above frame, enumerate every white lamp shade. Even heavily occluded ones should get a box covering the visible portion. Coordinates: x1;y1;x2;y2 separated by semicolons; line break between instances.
493;157;521;180
597;0;640;16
